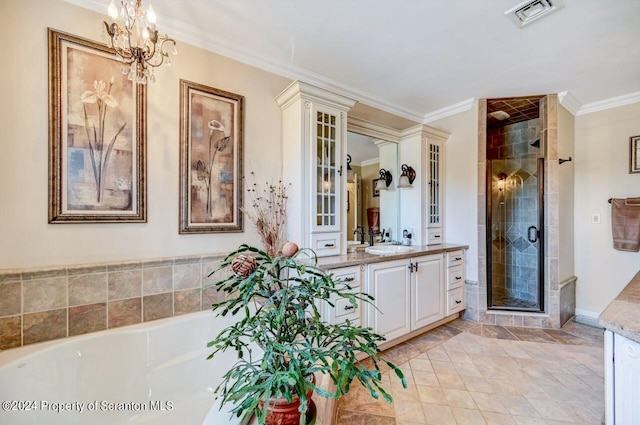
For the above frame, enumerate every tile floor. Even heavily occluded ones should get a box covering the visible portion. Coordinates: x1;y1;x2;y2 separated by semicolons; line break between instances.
336;319;605;425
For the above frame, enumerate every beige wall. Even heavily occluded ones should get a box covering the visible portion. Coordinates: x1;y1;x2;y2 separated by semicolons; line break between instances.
558;106;575;282
574;102;640;317
428;103;479;282
0;0;291;268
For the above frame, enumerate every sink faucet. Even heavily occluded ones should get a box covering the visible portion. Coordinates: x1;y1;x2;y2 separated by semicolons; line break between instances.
354;226;365;244
369;227;380;246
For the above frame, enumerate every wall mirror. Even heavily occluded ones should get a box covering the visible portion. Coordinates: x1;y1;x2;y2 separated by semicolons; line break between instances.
346;130;399;245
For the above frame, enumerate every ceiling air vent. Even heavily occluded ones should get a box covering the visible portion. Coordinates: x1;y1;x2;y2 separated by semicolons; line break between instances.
505;0;565;27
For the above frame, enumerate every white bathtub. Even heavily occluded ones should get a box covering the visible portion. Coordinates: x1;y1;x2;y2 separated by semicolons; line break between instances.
0;311;253;425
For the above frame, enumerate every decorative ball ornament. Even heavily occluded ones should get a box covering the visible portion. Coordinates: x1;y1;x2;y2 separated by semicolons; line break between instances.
231;254;256;278
281;242;299;258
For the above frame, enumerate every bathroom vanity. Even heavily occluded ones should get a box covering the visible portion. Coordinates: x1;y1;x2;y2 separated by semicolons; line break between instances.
599;270;640;425
315;243;467;350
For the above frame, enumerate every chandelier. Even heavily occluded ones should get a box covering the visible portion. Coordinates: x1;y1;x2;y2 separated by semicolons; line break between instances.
103;0;177;84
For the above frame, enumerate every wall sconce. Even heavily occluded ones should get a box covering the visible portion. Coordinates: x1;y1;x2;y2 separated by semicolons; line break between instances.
397;164;416;188
497;172;507;192
346;154;355;183
375;169;392;191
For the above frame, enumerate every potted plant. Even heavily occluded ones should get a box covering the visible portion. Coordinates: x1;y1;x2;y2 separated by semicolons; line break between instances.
205;243;407;425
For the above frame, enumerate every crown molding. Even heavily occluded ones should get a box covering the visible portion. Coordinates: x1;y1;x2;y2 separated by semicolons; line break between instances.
577;91;640;116
400;123;451;141
275;80;356;110
65;0;424;124
557;91;580;116
64;1;640;124
422;98;475;123
360;158;380;167
347;117;401;143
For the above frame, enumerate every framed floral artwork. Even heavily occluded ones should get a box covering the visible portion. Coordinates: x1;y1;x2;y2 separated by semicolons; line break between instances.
631;135;640;174
179;80;244;233
48;28;146;223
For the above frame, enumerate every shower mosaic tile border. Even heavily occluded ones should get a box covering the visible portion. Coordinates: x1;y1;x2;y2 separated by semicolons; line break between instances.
0;253;230;350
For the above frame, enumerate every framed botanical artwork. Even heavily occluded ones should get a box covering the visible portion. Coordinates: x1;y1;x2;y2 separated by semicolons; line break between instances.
630;135;640;174
179;80;244;233
48;28;146;223
372;179;380;197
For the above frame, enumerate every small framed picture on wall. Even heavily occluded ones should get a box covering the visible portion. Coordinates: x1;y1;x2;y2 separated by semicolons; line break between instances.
372;179;380;197
631;135;640;174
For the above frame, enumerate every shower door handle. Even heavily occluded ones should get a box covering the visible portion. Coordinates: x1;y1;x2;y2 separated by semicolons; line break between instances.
527;226;539;243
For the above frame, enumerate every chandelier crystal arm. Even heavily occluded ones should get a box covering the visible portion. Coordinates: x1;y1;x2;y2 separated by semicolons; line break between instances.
103;0;177;84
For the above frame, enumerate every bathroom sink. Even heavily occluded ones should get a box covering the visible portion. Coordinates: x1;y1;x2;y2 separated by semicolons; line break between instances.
365;245;414;256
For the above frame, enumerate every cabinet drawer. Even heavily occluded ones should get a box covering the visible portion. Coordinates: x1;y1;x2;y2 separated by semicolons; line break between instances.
447;287;465;314
447;265;464;290
333;296;360;323
447;250;464;267
427;229;443;245
311;233;341;257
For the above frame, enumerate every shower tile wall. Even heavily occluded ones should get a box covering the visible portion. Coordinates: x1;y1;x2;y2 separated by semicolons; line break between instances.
488;119;541;305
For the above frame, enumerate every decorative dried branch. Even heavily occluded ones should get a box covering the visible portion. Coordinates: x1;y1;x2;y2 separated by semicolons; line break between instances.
241;172;291;257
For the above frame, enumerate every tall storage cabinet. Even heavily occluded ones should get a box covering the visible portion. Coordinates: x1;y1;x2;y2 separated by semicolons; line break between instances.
398;125;450;246
276;81;356;256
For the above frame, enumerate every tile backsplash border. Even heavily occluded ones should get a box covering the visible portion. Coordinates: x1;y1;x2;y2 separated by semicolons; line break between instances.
0;253;230;351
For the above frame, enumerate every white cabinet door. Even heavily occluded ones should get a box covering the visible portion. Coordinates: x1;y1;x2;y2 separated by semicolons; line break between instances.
311;104;343;234
412;255;445;329
366;259;411;341
613;333;640;424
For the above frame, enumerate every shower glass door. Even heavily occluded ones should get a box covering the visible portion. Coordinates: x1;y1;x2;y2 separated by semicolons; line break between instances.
487;158;544;312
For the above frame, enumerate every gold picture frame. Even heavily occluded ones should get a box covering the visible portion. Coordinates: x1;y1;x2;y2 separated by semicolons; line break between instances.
179;80;244;233
48;28;146;223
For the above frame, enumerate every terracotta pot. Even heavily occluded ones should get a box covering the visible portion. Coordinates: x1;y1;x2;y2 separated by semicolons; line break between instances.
260;375;316;425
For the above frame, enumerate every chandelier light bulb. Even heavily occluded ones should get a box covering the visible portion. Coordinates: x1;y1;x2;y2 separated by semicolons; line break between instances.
107;0;118;20
146;4;157;26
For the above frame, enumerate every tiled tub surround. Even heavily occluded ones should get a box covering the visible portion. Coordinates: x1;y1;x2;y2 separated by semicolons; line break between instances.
0;254;230;350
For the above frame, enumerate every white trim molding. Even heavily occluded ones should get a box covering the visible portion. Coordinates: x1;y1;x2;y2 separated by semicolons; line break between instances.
558;91;581;115
575;308;603;328
577;91;640;116
423;98;475;123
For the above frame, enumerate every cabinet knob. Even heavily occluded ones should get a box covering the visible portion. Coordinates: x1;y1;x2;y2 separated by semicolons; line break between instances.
624;340;640;358
455;276;462;280
324;243;335;248
455;257;462;261
455;300;462;304
344;305;355;311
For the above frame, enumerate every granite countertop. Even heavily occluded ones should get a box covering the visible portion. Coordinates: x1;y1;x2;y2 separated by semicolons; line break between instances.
599;270;640;344
310;243;468;270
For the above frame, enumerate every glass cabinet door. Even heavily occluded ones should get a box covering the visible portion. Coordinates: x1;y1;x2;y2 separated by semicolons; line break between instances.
314;108;341;232
428;141;442;228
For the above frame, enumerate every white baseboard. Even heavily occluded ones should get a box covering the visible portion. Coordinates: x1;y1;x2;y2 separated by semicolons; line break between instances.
574;308;603;329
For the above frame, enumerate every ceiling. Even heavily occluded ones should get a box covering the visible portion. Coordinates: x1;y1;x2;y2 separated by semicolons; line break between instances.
75;0;640;121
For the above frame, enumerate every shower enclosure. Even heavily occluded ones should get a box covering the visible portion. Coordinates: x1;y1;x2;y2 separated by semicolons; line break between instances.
486;106;544;312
